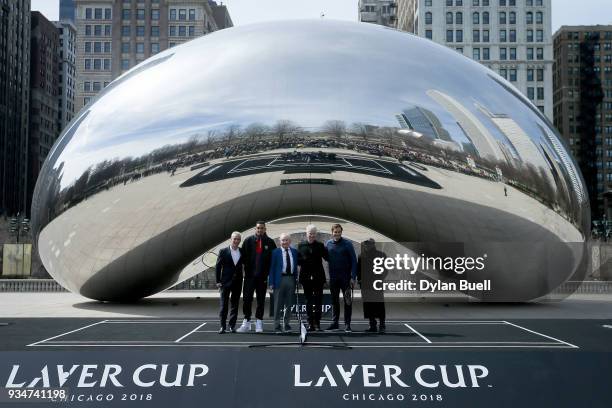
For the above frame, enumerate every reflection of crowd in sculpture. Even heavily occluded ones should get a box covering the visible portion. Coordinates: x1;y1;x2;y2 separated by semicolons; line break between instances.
215;221;386;335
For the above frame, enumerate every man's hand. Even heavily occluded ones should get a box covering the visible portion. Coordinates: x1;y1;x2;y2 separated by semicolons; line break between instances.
216;283;222;290
268;285;274;294
350;278;355;289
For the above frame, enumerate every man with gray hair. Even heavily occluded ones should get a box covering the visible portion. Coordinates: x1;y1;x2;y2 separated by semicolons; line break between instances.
268;233;299;333
297;224;328;331
215;232;244;334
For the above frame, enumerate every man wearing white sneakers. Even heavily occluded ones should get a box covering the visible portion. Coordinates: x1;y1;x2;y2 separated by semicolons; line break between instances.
237;221;277;333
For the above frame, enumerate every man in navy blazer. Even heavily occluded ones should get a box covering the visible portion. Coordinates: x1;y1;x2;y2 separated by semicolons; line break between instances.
268;233;299;333
215;232;244;334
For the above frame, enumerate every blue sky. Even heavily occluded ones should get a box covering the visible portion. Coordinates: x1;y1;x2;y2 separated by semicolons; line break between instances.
31;0;612;33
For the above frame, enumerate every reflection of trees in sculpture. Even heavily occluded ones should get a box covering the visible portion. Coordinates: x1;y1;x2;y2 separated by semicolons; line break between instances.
223;124;241;146
323;120;346;141
350;122;372;143
244;122;269;142
272;120;301;144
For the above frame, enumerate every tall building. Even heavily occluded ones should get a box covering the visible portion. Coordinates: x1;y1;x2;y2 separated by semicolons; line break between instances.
553;25;612;218
29;11;60;213
54;20;77;133
358;0;397;28
1;0;30;216
72;0;229;113
396;0;554;120
59;0;75;22
209;0;232;29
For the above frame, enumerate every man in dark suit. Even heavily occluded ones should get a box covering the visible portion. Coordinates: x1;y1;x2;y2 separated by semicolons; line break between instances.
237;221;277;333
215;232;244;334
357;239;388;333
268;233;299;333
297;224;328;331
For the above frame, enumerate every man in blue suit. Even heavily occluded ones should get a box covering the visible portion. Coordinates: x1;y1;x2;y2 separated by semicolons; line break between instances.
215;232;244;334
268;233;299;333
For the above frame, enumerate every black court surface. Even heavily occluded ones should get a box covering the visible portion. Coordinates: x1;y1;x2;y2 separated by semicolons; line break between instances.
1;318;612;407
23;319;578;349
179;153;441;189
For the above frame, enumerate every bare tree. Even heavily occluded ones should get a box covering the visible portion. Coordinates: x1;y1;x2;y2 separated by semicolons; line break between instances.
350;122;370;143
244;122;269;142
273;120;301;144
205;129;217;149
224;124;241;146
323;120;346;141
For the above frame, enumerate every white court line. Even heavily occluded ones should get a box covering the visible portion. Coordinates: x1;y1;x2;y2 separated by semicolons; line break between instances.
27;320;108;347
104;321;205;323
341;157;353;167
502;321;579;349
174;322;207;343
404;324;432;343
372;160;393;174
40;340;563;345
267;157;279;167
227;160;248;174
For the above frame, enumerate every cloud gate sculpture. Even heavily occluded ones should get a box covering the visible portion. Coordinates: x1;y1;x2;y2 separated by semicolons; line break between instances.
31;20;589;302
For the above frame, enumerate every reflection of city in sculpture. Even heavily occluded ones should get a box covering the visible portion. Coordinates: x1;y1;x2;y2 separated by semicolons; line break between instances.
31;20;589;302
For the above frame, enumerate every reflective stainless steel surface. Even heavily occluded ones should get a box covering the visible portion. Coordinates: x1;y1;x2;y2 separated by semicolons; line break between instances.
31;20;589;301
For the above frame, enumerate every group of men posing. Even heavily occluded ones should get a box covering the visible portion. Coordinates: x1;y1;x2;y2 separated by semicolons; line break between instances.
215;221;386;334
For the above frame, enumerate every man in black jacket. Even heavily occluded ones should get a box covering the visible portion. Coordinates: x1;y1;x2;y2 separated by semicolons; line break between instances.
215;232;244;334
297;224;328;331
237;221;277;333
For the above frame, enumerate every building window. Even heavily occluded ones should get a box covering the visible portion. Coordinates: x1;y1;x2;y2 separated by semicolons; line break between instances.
500;47;507;60
86;8;92;19
425;0;432;5
122;26;130;36
94;8;102;19
509;30;516;42
188;26;195;36
84;97;90;105
537;68;544;81
473;30;480;42
536;12;543;24
425;12;432;25
151;43;160;54
500;30;507;42
93;82;101;91
151;9;160;20
122;59;130;70
105;8;111;20
473;12;479;24
151;26;160;37
536;30;543;42
509;11;516;24
483;0;489;4
84;81;91;91
85;42;91;53
509;69;517;81
84;59;91;70
446;30;454;42
482;12;489;24
473;0;479;5
170;9;177;20
456;30;463;42
179;26;186;36
137;9;145;20
483;30;489;42
537;47;543;60
94;42;101;53
456;47;463;54
169;26;176;36
136;42;144;53
456;0;463;5
526;12;533;24
85;25;91;36
137;26;145;36
105;25;111;36
426;30;433;39
527;69;534;81
483;48;490;60
499;0;506;5
446;12;453;24
509;47;516;60
537;87;544;100
527;87;534;100
179;9;186;20
189;9;196;20
527;47;534;60
500;68;507;79
527;29;533;42
446;0;452;5
499;12;506;25
473;48;480;60
527;0;533;5
456;12;463;24
122;42;130;53
94;59;101;70
94;25;102;36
